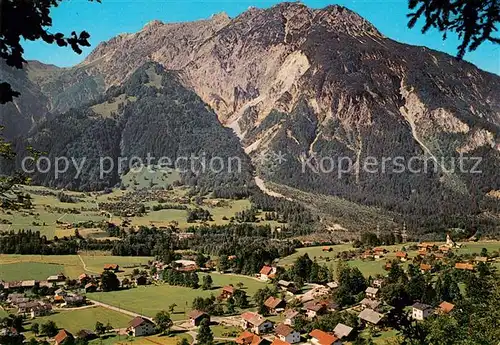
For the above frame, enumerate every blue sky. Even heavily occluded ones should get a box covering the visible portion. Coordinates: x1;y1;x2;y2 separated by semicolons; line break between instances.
24;0;499;75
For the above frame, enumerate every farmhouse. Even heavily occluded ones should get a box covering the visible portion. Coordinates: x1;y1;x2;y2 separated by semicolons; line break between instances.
275;324;300;344
412;303;434;320
235;330;265;345
127;317;156;337
455;263;475;271
7;294;27;304
17;302;52;318
395;251;408;261
47;273;66;282
63;295;86;307
240;312;274;335
309;329;341;345
54;329;74;345
264;296;286;314
220;285;236;299
103;264;120;272
84;283;97;293
21;280;38;289
333;323;353;340
474;256;488;263
259;266;277;281
189;310;210;327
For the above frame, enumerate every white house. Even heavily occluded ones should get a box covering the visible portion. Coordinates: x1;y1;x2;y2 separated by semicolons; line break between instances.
241;312;274;335
412;303;434;321
127;317;156;337
365;287;379;299
275;324;301;344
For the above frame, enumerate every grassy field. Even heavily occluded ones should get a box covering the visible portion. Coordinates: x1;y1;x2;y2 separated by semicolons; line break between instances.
88;273;267;319
24;307;131;334
278;241;500;278
210;324;240;338
0;254;152;280
1;184;284;238
0;262;64;281
89;333;193;345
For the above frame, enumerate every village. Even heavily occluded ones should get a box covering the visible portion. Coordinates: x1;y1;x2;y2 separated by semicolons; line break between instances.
1;233;498;345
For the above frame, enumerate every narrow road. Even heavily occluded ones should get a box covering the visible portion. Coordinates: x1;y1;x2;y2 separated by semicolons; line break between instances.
89;299;153;321
78;254;101;274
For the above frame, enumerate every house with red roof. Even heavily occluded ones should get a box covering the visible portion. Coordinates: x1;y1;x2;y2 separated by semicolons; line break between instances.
309;329;342;345
235;330;266;345
54;330;74;345
259;266;277;281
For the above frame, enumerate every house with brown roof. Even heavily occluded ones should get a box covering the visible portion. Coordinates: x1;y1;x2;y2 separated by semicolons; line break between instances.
259;266;277;281
85;283;97;293
127;317;156;337
420;263;432;273
240;312;274;335
322;246;332;252
395;251;408;261
303;300;338;319
54;330;74;345
220;285;236;299
78;273;90;283
264;296;286;314
275;324;300;344
360;298;381;311
103;264;120;272
455;263;475;271
303;301;326;319
309;329;342;345
235;330;265;345
189;310;210;326
437;301;455;314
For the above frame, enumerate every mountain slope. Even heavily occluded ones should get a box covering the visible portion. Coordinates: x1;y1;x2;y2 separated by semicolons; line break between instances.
1;2;499;232
15;63;252;192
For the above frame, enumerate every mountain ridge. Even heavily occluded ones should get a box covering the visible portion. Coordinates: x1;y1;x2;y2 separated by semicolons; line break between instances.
1;2;499;233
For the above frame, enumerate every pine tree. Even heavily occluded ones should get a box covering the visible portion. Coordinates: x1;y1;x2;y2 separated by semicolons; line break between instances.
196;319;214;345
